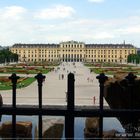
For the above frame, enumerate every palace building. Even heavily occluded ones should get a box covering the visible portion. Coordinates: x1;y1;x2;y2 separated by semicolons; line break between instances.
10;41;137;63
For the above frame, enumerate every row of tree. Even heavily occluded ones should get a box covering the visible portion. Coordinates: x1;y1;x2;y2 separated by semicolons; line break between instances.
0;48;18;64
127;54;140;64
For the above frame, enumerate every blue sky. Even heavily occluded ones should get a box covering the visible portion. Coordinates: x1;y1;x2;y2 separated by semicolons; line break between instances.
0;0;140;47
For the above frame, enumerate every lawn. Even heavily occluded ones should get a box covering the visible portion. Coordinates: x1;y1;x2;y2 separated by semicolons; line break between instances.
0;67;52;74
0;76;36;90
84;62;134;67
10;61;60;67
90;67;140;75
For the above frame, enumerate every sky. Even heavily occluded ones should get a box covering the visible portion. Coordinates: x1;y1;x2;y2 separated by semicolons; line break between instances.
0;0;140;47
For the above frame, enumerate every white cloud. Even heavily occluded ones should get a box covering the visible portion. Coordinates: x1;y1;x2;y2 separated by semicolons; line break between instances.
0;6;27;20
88;0;105;3
35;5;75;19
116;25;140;35
0;4;140;46
93;32;115;39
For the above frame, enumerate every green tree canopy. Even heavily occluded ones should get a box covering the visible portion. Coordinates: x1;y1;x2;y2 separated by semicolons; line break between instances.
127;54;140;64
0;48;18;63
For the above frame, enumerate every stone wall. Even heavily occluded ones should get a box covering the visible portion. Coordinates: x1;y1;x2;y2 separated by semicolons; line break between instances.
0;121;32;138
84;117;125;139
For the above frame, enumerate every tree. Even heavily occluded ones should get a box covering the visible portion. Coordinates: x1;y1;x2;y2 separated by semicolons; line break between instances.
127;54;140;64
0;48;18;63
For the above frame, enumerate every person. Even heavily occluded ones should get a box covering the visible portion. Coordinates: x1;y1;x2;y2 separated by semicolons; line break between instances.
62;74;64;80
87;77;89;82
90;69;92;73
93;96;96;105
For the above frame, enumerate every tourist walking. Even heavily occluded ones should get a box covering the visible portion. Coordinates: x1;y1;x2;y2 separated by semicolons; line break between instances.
87;77;90;82
62;74;64;80
93;96;96;105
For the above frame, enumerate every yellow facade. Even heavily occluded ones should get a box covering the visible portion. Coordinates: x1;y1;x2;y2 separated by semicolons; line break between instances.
10;41;137;63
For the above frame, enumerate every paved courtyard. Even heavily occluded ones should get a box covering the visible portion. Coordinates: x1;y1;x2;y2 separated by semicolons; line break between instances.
0;62;108;106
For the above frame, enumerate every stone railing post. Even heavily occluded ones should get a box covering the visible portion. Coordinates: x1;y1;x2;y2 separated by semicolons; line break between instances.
96;73;108;138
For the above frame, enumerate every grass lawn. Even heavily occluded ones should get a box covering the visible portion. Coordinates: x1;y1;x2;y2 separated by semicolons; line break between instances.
90;68;115;75
0;77;36;90
90;67;140;75
84;62;133;67
0;67;52;74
